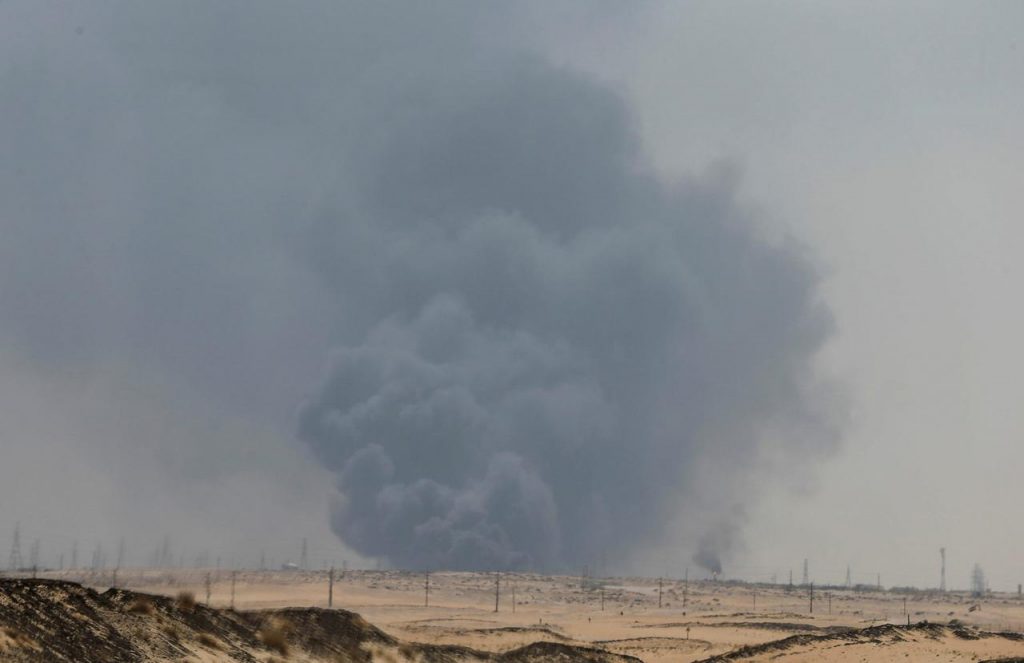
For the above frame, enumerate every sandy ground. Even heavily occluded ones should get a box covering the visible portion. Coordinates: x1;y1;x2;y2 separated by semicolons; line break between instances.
35;569;1024;662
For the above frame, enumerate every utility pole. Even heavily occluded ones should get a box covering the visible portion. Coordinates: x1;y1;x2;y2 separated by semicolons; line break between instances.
788;569;793;590
903;596;907;616
424;571;429;607
205;573;212;606
939;548;947;593
231;571;237;609
808;582;814;614
29;538;39;572
601;585;605;611
328;566;334;608
71;541;78;571
876;573;881;591
845;565;851;589
300;538;308;571
802;558;809;586
683;567;689;608
827;591;832;615
494;572;500;612
658;577;663;608
753;587;757;612
512;581;516;613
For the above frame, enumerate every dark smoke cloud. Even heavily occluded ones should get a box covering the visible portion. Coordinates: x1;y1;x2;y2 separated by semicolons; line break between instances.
692;517;743;576
0;2;839;571
297;29;839;570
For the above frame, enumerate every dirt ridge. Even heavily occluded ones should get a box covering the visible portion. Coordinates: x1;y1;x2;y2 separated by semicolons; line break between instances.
0;578;639;662
692;621;1024;662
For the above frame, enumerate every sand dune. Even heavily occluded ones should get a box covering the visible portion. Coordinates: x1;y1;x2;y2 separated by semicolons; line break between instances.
3;570;1024;661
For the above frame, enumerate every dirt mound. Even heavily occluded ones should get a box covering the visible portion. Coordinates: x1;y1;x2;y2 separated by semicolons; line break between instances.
645;620;851;634
498;641;642;662
692;621;1023;662
0;578;636;662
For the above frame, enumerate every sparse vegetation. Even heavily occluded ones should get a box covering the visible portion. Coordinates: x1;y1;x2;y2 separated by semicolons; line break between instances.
197;632;222;650
128;598;156;615
161;623;180;641
0;626;39;653
6;573;1024;662
176;590;197;612
260;620;290;656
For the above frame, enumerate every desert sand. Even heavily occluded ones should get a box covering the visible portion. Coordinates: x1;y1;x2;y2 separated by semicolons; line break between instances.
6;568;1019;662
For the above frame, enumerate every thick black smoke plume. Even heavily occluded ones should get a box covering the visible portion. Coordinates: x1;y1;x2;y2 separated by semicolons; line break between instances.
0;1;837;572
297;21;838;570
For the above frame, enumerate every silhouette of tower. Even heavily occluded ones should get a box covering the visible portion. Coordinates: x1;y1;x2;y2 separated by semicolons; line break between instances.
845;565;851;588
939;547;946;592
802;558;809;586
8;523;23;571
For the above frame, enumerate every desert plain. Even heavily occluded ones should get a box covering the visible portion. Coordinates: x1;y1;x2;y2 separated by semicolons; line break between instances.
3;568;1022;662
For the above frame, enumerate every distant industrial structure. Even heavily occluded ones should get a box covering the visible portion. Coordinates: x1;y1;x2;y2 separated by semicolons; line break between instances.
939;547;947;592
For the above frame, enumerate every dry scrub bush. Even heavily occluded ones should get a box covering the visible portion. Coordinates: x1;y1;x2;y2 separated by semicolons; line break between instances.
197;632;222;650
361;643;406;663
128;598;155;615
260;620;290;656
0;626;40;652
176;591;197;612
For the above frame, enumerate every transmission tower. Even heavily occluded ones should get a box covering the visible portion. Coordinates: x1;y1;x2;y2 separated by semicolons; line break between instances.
939;547;946;592
8;523;23;571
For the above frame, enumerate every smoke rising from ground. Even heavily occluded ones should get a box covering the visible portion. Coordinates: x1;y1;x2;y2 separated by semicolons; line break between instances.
0;2;840;573
296;21;839;570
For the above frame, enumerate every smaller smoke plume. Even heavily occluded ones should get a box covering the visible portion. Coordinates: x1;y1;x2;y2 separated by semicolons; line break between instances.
692;518;741;576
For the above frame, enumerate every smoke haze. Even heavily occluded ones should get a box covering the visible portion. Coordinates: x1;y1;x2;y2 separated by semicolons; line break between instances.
0;1;837;573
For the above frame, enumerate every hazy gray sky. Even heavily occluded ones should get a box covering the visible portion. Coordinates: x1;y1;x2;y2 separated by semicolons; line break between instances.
1;2;1021;590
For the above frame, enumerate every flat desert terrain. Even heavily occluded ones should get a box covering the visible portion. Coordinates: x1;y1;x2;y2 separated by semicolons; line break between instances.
4;568;1020;662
